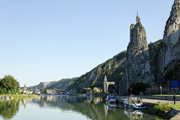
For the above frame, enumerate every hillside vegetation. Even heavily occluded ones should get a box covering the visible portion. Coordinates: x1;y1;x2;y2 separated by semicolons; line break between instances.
67;40;162;93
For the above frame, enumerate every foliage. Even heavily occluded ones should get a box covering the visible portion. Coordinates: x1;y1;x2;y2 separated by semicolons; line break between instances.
0;75;19;94
128;82;147;95
154;103;171;113
93;89;99;94
40;88;46;94
67;40;163;93
168;104;180;110
113;50;127;60
154;103;171;119
46;77;78;90
148;39;162;75
82;88;87;93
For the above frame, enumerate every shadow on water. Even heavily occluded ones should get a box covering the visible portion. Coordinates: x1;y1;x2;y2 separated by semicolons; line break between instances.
0;95;163;120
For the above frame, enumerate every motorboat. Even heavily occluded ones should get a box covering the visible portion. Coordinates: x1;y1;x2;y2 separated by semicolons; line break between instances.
105;96;116;104
123;97;147;110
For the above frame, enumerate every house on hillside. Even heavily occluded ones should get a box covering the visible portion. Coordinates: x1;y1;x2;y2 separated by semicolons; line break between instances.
86;88;92;95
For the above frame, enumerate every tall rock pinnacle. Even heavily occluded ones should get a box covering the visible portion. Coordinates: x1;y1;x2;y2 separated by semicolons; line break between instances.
164;0;180;38
157;0;180;83
129;15;148;51
119;15;152;95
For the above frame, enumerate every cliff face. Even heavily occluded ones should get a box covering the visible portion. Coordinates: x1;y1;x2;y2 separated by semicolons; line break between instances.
120;15;152;95
28;78;78;90
67;51;126;92
67;14;163;94
157;0;180;83
46;77;78;90
28;82;57;90
28;1;180;94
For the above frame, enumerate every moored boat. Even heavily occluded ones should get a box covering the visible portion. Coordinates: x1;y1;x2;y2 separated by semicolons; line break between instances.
123;96;147;110
105;96;116;104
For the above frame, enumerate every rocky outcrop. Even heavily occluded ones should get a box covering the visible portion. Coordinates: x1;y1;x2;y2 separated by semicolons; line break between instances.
120;15;152;95
28;82;57;90
46;77;78;89
67;51;127;92
27;78;78;90
27;1;180;94
157;0;180;83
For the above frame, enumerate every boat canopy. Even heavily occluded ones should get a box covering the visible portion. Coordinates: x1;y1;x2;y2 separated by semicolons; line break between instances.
127;97;142;104
108;96;115;99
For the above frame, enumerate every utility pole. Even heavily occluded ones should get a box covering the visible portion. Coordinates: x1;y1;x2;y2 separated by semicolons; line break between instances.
173;68;175;93
160;86;162;95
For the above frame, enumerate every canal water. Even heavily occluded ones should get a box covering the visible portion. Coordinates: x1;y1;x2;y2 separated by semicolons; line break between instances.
0;95;162;120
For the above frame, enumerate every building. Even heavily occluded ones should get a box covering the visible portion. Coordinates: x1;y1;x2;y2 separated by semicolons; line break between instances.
103;75;115;94
86;88;92;95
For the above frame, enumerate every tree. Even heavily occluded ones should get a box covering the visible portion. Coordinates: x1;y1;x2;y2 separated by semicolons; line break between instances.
40;88;46;94
128;82;147;95
0;75;19;94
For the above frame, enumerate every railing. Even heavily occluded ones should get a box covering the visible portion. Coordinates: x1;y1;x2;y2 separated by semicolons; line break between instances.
146;87;169;91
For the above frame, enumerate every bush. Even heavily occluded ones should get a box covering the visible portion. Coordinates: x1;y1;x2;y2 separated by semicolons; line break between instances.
154;103;171;114
154;103;171;119
128;82;147;95
93;89;99;94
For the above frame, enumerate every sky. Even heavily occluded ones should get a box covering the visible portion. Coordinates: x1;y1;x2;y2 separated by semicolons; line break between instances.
0;0;174;87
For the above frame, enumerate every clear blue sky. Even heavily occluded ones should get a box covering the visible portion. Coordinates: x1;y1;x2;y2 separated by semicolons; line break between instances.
0;0;174;87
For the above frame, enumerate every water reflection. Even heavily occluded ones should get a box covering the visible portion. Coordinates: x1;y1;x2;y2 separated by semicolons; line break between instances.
124;109;144;120
0;98;32;119
0;95;162;120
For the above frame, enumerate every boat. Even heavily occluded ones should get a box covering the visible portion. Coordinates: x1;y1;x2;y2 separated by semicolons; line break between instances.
1;97;5;100
123;97;147;110
105;96;116;104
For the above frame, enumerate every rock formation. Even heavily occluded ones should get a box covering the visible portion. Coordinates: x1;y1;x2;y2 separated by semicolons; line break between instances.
27;1;180;94
67;51;126;93
157;0;180;83
119;15;152;95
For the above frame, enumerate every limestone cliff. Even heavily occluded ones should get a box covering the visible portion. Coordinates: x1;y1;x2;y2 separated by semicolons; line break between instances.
28;82;53;90
67;51;126;93
157;0;180;84
120;15;152;95
27;78;78;90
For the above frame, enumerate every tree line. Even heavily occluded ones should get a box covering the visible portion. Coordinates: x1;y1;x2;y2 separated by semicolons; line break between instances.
0;75;20;94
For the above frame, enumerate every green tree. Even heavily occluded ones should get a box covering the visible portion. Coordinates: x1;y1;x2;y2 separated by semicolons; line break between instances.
40;88;46;94
0;75;19;94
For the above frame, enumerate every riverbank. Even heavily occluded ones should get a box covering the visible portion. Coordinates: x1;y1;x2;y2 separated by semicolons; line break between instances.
0;94;38;101
115;95;180;120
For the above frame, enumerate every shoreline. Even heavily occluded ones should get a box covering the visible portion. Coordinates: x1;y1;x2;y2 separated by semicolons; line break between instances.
115;96;180;120
0;94;38;101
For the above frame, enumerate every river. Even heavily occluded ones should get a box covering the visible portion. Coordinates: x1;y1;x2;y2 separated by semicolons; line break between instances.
0;95;162;120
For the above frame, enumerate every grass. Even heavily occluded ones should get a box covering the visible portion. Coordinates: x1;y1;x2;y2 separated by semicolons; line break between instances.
151;95;180;97
168;104;180;110
154;103;180;120
0;94;38;100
